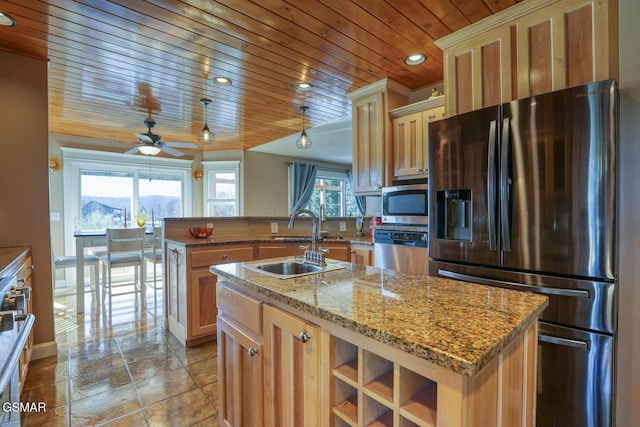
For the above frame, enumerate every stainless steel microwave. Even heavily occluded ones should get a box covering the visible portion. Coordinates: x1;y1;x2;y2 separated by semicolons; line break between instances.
381;183;428;225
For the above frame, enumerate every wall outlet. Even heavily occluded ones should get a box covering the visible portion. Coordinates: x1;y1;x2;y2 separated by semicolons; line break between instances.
50;212;61;221
271;222;278;233
339;221;346;232
207;223;214;229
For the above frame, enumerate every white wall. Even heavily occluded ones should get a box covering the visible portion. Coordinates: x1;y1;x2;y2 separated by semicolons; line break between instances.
616;0;640;423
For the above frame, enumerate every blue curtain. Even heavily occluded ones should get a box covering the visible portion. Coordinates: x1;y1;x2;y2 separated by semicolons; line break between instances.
347;170;366;216
289;162;318;214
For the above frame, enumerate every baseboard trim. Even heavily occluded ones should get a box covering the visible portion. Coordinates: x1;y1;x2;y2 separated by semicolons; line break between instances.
31;341;58;360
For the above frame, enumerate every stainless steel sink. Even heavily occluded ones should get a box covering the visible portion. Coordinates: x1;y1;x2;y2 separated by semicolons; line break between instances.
243;259;345;279
257;261;322;275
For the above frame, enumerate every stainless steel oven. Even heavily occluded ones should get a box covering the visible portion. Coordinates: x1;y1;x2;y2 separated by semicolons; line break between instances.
381;183;428;226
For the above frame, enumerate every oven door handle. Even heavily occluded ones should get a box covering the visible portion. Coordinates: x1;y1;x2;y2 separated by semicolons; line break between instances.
538;333;589;351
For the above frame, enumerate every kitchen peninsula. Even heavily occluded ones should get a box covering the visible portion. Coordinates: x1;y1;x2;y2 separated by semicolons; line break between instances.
210;258;548;427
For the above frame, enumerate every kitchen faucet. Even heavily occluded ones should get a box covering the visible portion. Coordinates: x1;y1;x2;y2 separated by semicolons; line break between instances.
288;209;328;266
318;203;328;239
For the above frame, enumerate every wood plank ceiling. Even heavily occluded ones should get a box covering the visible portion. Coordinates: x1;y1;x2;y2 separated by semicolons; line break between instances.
0;0;520;154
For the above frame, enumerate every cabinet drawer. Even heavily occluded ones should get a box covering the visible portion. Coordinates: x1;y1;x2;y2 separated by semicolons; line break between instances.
191;246;254;268
217;282;263;336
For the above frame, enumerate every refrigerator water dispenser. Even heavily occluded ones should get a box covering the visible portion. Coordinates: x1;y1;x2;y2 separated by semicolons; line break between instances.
436;189;472;241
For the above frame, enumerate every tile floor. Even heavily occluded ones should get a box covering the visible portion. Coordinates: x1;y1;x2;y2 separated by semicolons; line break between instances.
20;279;219;426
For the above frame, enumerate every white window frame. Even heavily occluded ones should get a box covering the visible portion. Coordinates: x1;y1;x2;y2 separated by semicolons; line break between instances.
202;160;241;216
308;169;356;217
61;147;192;252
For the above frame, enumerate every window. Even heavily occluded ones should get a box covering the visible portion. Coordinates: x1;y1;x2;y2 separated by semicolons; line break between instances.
203;161;240;216
62;148;192;241
306;170;358;217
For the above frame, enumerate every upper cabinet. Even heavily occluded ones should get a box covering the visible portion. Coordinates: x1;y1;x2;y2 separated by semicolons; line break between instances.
390;96;445;179
347;79;411;195
436;0;618;116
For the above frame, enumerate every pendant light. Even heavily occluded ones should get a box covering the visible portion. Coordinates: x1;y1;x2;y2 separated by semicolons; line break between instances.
296;106;312;149
198;97;214;144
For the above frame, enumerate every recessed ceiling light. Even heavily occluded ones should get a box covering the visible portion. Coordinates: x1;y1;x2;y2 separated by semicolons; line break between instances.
213;76;232;86
0;12;17;27
404;53;426;66
295;82;313;91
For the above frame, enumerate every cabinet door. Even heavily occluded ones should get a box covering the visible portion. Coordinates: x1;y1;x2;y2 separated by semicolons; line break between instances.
394;112;424;177
350;245;373;266
318;244;350;262
263;305;321;427
217;316;263;427
514;0;617;98
352;92;386;194
422;106;446;176
443;26;513;115
189;268;218;339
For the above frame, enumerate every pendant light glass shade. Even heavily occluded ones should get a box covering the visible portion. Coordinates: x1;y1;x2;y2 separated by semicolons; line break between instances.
296;106;312;149
198;97;215;144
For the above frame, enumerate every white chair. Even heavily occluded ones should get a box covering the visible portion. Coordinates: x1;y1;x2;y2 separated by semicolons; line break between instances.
101;227;146;312
144;227;163;310
54;254;100;302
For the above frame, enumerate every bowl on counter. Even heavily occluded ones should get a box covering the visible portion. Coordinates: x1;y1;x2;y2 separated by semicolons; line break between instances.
189;227;213;238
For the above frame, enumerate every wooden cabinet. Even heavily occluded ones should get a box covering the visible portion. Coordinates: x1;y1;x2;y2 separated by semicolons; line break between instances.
390;97;445;179
263;305;323;427
16;253;34;390
317;243;350;262
350;243;374;266
217;282;265;426
167;243;253;347
436;0;618;116
256;243;303;260
347;79;411;195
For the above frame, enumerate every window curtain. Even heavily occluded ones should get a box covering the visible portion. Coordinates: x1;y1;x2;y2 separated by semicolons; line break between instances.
347;170;366;216
289;162;318;214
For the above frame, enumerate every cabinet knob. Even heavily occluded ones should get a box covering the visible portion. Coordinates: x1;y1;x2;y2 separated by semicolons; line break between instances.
298;332;311;343
247;347;258;357
222;254;228;259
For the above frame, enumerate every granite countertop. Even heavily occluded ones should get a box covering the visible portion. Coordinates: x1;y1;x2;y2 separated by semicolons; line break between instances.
167;236;373;247
210;258;548;377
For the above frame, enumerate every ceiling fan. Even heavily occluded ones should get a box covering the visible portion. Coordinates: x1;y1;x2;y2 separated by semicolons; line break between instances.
125;116;197;157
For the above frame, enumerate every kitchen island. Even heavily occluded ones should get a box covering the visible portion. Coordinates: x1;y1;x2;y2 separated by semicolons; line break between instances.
210;257;548;427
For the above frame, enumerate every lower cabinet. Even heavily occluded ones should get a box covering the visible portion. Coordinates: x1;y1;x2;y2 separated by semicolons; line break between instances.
217;316;264;427
167;243;253;346
263;305;322;427
350;243;374;266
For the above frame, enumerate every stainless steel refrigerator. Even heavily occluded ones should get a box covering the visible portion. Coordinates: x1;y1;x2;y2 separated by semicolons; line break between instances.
428;79;618;427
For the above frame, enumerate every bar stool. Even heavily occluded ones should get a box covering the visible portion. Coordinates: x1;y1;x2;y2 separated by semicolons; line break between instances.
54;254;100;302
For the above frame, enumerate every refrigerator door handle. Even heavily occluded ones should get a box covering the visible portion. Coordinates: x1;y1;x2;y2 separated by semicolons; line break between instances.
487;120;498;251
538;334;590;351
500;117;512;252
437;269;589;298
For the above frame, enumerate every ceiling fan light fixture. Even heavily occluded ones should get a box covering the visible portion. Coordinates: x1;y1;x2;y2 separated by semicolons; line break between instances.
213;76;232;86
296;106;312;149
0;12;17;27
404;53;426;66
139;145;161;156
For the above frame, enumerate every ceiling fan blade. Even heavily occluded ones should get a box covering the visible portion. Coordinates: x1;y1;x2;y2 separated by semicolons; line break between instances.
161;146;186;157
134;133;154;144
124;146;141;155
164;141;198;149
